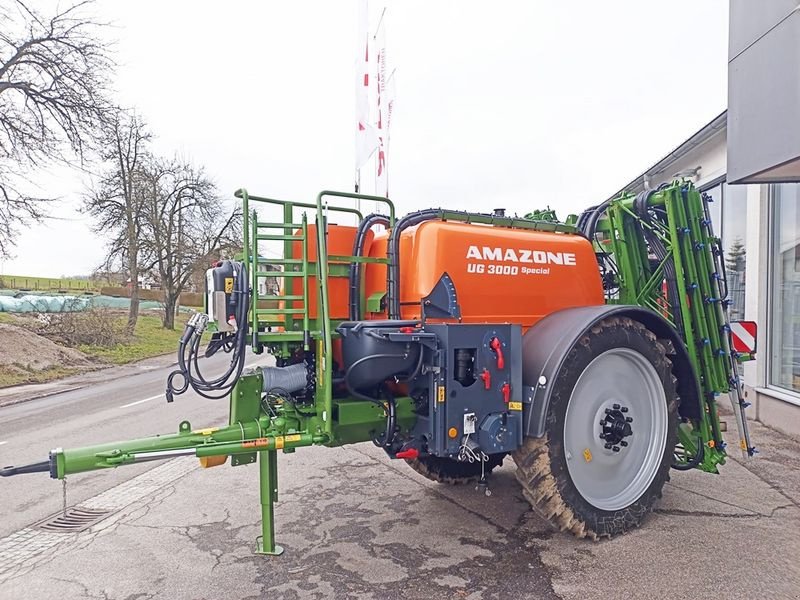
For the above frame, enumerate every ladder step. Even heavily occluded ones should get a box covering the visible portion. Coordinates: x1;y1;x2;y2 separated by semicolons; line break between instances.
259;294;304;301
255;331;306;342
255;271;305;277
257;222;303;229
328;255;389;264
257;234;299;241
257;308;306;315
258;258;303;265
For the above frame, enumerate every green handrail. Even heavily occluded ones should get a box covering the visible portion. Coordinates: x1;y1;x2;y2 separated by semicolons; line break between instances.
316;190;396;226
235;189;365;222
315;192;334;438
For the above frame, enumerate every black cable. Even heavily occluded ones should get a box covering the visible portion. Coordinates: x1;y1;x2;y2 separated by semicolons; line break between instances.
343;353;407;404
671;438;704;471
349;213;390;320
165;261;249;401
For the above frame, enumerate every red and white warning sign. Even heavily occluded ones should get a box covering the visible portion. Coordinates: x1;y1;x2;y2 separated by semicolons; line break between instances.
730;320;757;354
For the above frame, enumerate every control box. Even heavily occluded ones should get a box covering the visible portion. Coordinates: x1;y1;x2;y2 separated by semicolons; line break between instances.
411;323;523;458
205;260;238;332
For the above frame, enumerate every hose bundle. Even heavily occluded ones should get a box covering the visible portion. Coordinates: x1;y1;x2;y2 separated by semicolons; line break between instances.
166;261;250;401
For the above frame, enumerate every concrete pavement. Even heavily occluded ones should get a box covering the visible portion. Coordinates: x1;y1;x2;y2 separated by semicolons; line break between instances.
0;350;272;537
1;396;799;599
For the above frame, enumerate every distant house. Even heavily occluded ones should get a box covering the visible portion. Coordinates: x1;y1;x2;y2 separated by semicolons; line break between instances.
126;276;159;291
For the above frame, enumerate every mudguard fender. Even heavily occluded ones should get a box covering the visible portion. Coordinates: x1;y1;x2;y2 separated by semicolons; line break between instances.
521;304;700;438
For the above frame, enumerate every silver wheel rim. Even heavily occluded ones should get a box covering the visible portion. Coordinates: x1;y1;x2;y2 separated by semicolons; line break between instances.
563;347;668;511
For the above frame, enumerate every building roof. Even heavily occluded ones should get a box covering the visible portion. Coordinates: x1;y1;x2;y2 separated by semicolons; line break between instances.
607;110;727;200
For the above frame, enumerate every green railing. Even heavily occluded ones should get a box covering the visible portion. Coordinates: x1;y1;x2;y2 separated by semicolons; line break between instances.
234;188;396;439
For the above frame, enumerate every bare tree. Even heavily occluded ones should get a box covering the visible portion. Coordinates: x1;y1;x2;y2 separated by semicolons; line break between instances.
0;0;113;255
138;157;240;329
84;110;151;334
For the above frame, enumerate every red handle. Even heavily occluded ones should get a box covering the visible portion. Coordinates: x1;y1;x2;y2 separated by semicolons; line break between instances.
395;448;419;460
479;368;491;390
490;337;505;370
501;382;511;404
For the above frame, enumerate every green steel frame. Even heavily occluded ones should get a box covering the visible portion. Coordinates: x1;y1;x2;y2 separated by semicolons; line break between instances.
596;181;754;472
41;181;752;555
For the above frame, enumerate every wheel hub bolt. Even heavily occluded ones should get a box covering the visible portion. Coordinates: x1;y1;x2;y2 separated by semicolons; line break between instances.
599;403;634;451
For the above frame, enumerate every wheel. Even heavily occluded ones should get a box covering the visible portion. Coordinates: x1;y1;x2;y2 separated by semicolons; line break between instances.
405;453;506;485
513;316;678;539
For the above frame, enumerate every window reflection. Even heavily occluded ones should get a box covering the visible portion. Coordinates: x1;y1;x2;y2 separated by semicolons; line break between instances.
722;183;747;322
770;184;800;394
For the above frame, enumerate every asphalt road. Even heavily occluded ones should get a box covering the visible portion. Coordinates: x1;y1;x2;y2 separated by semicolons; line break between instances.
0;351;272;538
1;357;799;599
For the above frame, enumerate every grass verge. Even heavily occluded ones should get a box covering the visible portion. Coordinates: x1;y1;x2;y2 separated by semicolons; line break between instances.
0;366;85;388
79;314;182;365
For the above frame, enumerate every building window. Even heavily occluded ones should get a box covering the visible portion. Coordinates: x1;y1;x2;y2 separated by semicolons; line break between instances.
722;183;747;322
701;182;746;321
770;183;800;395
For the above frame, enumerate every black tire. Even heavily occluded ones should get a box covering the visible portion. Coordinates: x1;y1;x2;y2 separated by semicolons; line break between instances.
405;453;506;485
513;316;678;539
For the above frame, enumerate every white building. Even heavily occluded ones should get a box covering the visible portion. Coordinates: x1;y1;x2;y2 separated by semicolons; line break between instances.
610;110;800;437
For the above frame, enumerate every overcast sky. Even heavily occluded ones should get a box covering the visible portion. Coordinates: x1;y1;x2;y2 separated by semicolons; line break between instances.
2;0;729;277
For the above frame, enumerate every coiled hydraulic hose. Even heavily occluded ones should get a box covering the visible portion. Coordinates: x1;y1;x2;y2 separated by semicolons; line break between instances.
165;261;249;401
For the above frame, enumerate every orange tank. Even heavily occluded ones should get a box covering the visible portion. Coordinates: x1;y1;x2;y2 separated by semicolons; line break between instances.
364;221;604;327
290;224;372;320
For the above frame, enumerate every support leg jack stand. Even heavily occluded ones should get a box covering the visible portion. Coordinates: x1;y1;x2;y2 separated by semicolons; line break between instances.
256;449;284;556
475;457;492;497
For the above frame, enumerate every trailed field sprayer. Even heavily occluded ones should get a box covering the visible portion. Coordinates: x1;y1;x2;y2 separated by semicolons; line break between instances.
2;182;756;553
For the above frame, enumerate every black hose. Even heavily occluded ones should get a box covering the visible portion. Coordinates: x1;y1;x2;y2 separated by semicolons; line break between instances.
380;389;397;449
632;191;685;336
399;344;425;383
671;438;704;471
166;261;249;401
349;213;390;320
341;353;404;450
386;209;443;319
343;353;408;403
581;198;614;240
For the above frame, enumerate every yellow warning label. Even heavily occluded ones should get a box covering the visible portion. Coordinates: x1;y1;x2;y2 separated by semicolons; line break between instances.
740;439;747;451
583;448;593;463
437;386;446;403
275;436;285;449
224;277;234;294
285;434;302;443
193;427;219;436
508;401;522;411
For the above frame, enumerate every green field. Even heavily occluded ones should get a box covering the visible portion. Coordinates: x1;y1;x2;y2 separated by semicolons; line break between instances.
0;274;100;292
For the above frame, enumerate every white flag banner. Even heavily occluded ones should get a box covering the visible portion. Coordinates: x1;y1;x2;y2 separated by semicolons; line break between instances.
385;68;396;132
375;15;388;197
355;0;377;170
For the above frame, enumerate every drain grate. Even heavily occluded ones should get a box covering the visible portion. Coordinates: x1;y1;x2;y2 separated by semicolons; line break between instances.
34;507;114;533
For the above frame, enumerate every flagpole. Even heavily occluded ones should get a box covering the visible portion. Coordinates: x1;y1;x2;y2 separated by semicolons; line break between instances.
373;6;386;41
